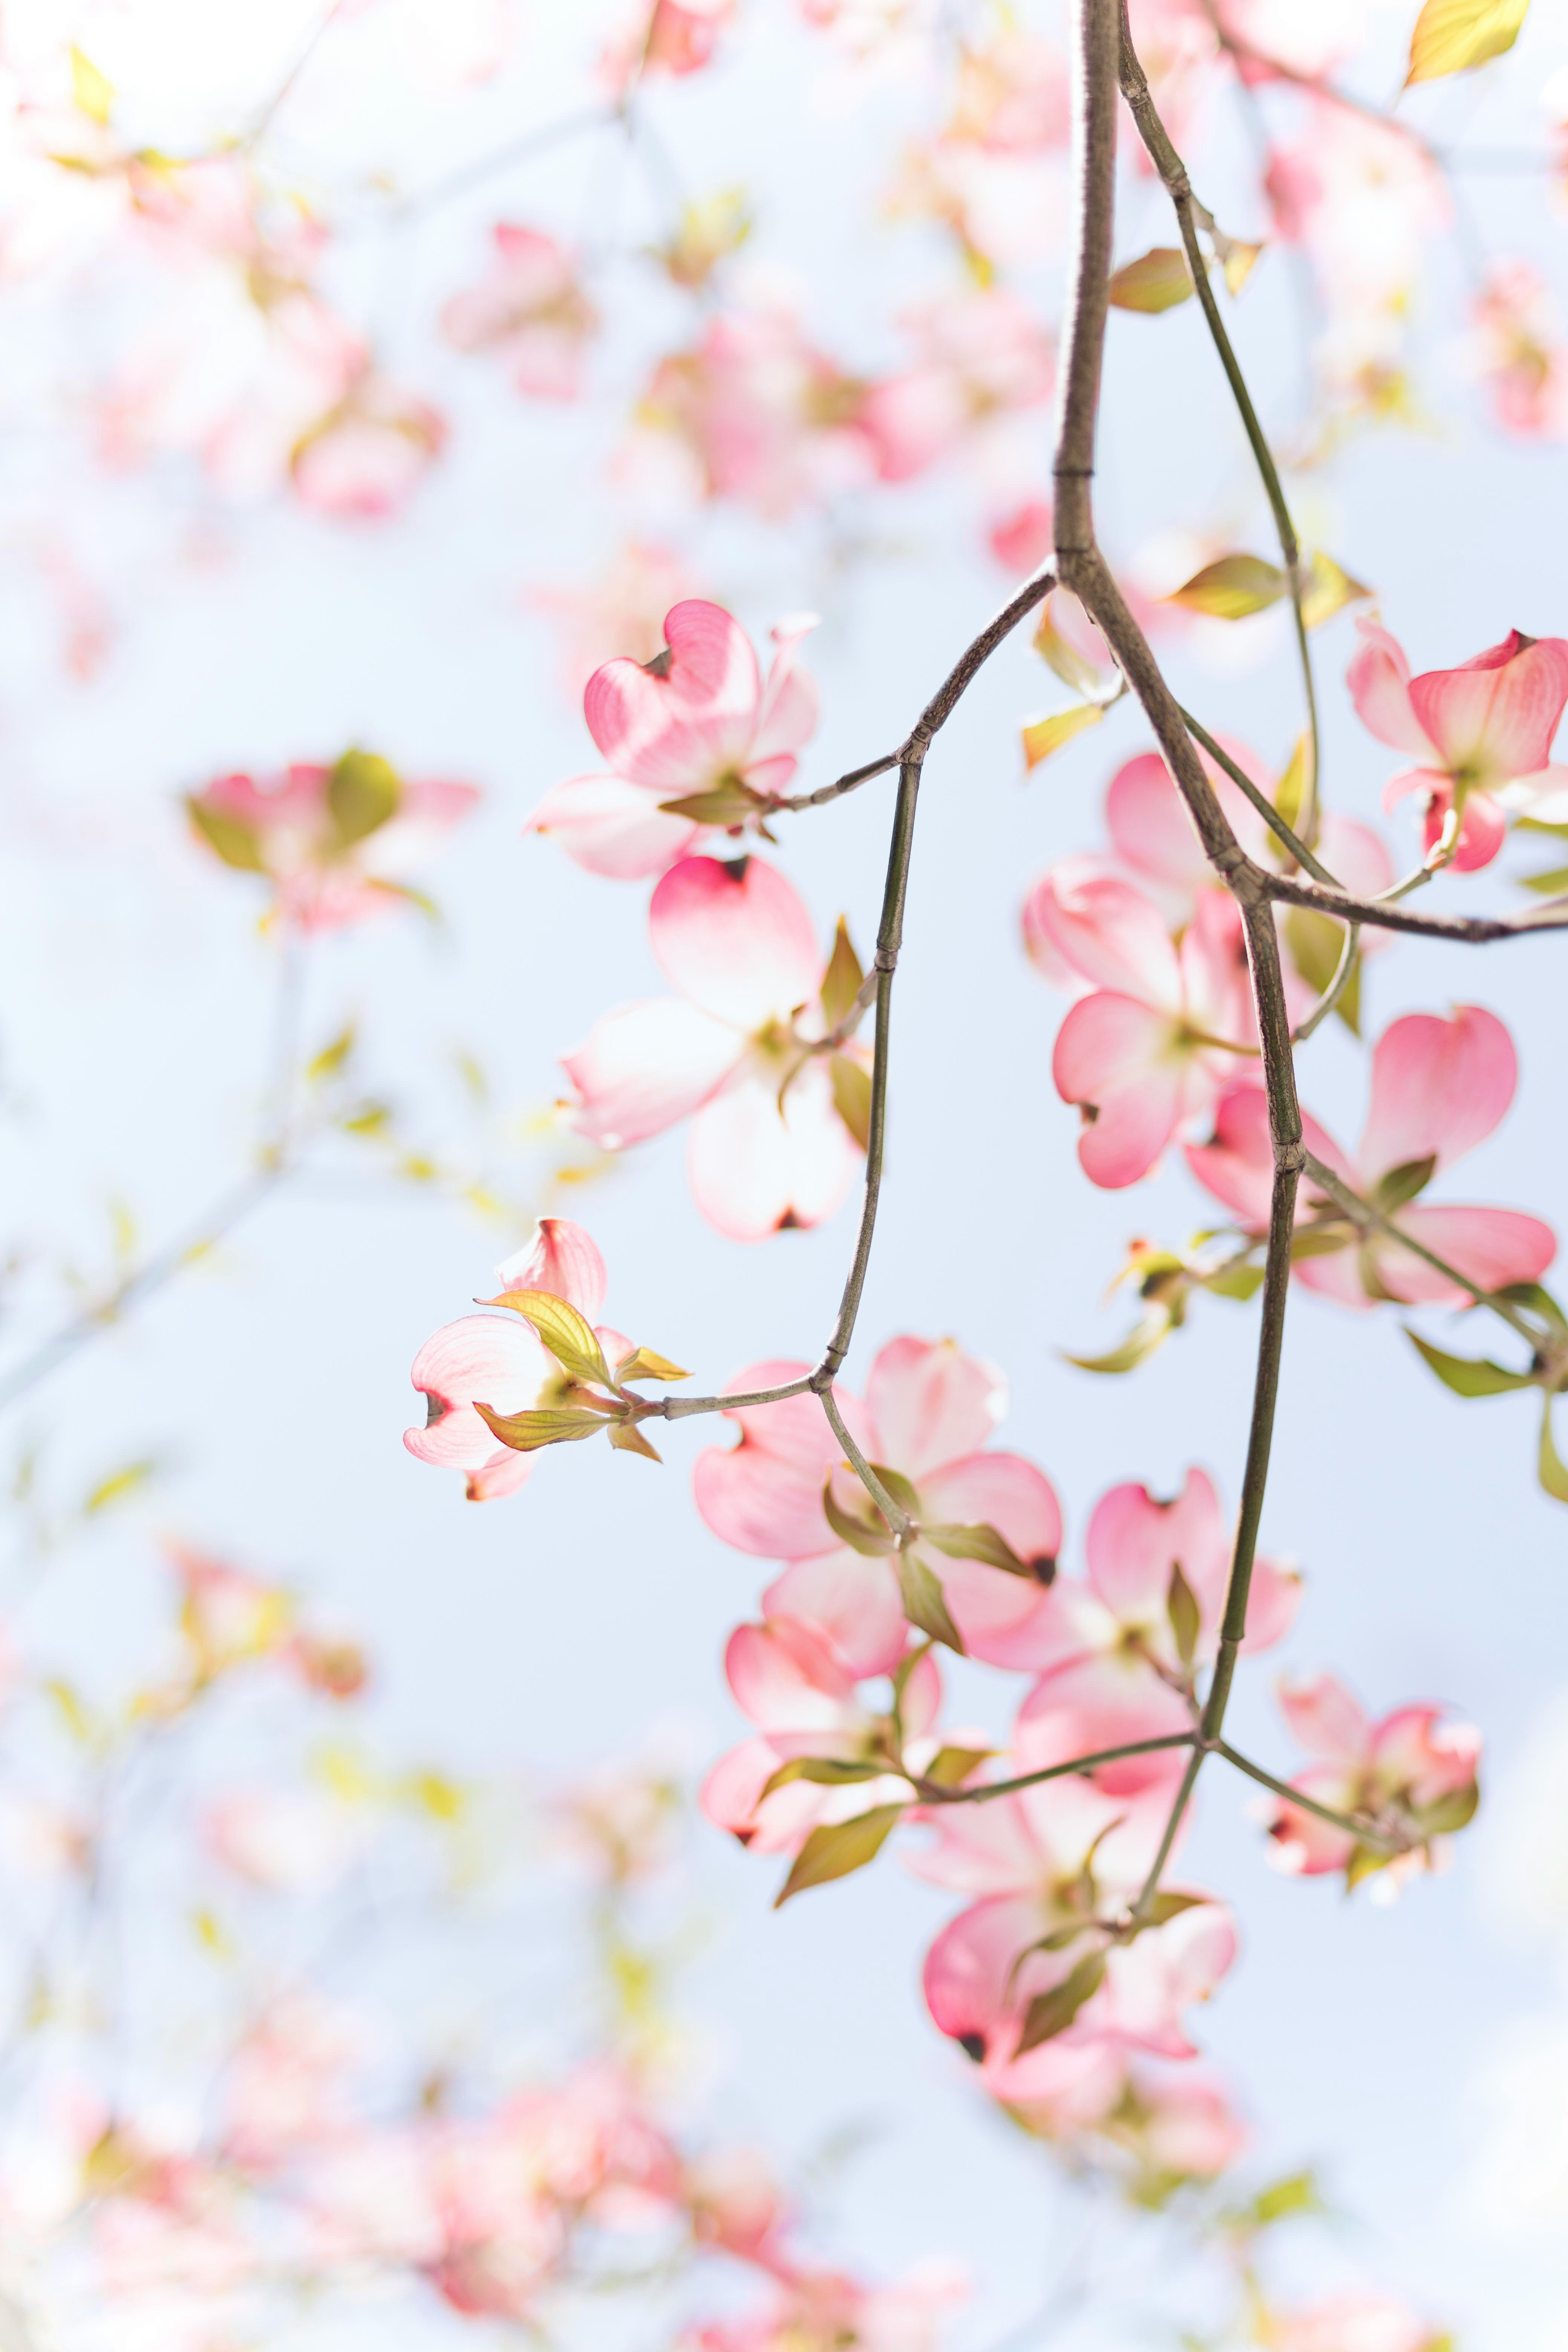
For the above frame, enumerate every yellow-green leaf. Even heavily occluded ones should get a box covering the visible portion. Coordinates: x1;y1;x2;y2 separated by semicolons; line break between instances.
1301;549;1372;629
1167;554;1285;620
773;1804;905;1906
922;1520;1035;1579
83;1459;156;1516
608;1419;663;1462
1167;1561;1200;1669
897;1551;965;1653
474;1403;612;1452
326;749;401;848
1285;907;1360;1034
1021;703;1104;770
307;1024;357;1084
921;1745;994;1789
830;1053;873;1151
1033;591;1110;697
1539;1401;1568;1503
1109;246;1194;313
1062;1319;1172;1374
1407;0;1529;83
761;1756;885;1797
187;797;268;874
1222;240;1263;296
480;1288;611;1388
1016;1949;1107;2053
819;916;865;1031
613;1346;690;1383
658;775;767;825
69;44;114;123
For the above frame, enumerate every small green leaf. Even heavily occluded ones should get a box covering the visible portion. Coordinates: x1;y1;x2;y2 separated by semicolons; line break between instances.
83;1460;157;1516
1406;0;1529;84
1417;1781;1479;1835
1015;1950;1107;2054
187;798;268;874
614;1346;690;1383
1242;2170;1324;2228
921;1521;1034;1578
920;1745;994;1789
1284;907;1360;1034
326;749;401;848
1345;1843;1392;1891
1540;1401;1568;1504
1167;554;1285;620
1108;246;1194;313
69;44;114;122
822;1478;896;1556
1220;239;1262;295
1201;1260;1266;1302
306;1025;357;1084
1063;1320;1172;1375
1374;1155;1437;1212
1272;734;1312;833
1300;550;1372;629
897;1551;966;1654
830;1054;873;1151
761;1756;885;1798
658;775;768;826
473;1403;612;1452
1406;1331;1535;1398
480;1288;612;1389
1021;703;1104;770
819;917;865;1031
1521;864;1568;894
1167;1561;1200;1669
608;1419;663;1462
1142;1889;1205;1929
1496;1281;1568;1333
773;1804;905;1906
1033;592;1113;698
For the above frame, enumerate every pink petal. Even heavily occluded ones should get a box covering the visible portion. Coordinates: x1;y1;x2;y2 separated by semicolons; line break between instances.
1239;1556;1302;1655
1086;1468;1229;1642
921;1894;1046;2047
687;1061;861;1241
1276;1672;1370;1766
524;774;701;879
865;1338;1005;1479
1357;1004;1517;1183
692;1364;872;1559
1370;1704;1480;1803
1316;812;1396;905
1178;891;1255;1046
1369;1201;1556;1304
1347;618;1435;757
1016;1655;1194;1793
562;998;738;1150
404;1315;552;1470
650;856;823;1029
762;1552;906;1678
1408;631;1568;783
725;1617;859;1737
701;1737;835;1852
751;615;821;764
493;1217;607;1319
1104;738;1271;899
1029;863;1184;1007
918;1453;1063;1574
1184;1079;1277;1229
464;1449;537;1503
1501;761;1568;824
1265;1768;1358;1877
1053;995;1186;1188
1095;1899;1236;2058
583;599;761;792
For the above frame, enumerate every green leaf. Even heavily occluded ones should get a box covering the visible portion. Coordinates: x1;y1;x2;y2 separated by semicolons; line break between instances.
187;797;268;874
1242;2170;1323;2228
1374;1155;1437;1213
480;1288;612;1389
897;1552;966;1653
1300;550;1372;629
306;1024;357;1084
1015;1950;1107;2054
1417;1782;1479;1835
822;1478;897;1556
1063;1319;1173;1375
1406;1331;1535;1398
1166;554;1285;620
326;749;401;848
1220;239;1262;295
1033;592;1112;698
1406;0;1529;83
473;1403;612;1452
1522;864;1568;894
1201;1260;1266;1302
921;1745;994;1789
1271;735;1311;833
761;1756;886;1798
1108;246;1194;313
1167;1561;1200;1669
1540;1402;1568;1504
1496;1281;1568;1333
922;1520;1035;1578
819;916;865;1031
773;1804;905;1906
1345;1843;1393;1891
1284;907;1360;1034
69;44;114;122
613;1346;690;1383
658;775;768;826
1021;703;1104;770
830;1054;873;1151
608;1419;663;1462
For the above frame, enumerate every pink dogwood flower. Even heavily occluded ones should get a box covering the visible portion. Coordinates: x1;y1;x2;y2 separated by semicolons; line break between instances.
404;1218;628;1501
528;599;819;880
186;750;478;931
700;1610;945;1856
1016;1469;1300;1790
1260;1672;1481;1895
861;288;1055;484
441;225;599;399
1010;2049;1247;2189
1348;617;1568;869
1186;1006;1557;1309
1029;864;1255;1187
692;1336;1063;1665
914;1775;1236;2096
288;371;447;520
1468;260;1568;442
1266;2293;1450;2352
601;0;735;89
562;856;866;1241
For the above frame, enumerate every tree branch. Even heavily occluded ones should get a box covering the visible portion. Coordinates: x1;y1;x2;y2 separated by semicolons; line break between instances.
1216;1741;1405;1853
913;1733;1196;1807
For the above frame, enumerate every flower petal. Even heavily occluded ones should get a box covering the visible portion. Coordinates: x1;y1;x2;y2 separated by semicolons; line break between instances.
1276;1671;1369;1765
404;1315;552;1470
583;599;761;792
751;614;821;763
686;1062;861;1241
762;1552;906;1678
1347;618;1435;757
525;773;701;879
1408;631;1568;783
562;998;738;1150
1053;994;1185;1189
1356;1004;1517;1183
494;1217;607;1320
1029;863;1184;1006
1085;1468;1229;1644
692;1364;872;1559
1370;1201;1556;1304
651;856;823;1029
865;1338;1006;1479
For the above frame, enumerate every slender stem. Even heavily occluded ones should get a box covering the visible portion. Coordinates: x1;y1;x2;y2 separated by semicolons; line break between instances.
1130;1747;1204;1919
1257;867;1568;943
914;1733;1196;1807
1179;711;1337;885
1119;8;1320;836
818;1387;911;1539
1053;0;1119;559
661;1374;816;1422
769;567;1055;815
1215;1741;1405;1853
1291;920;1359;1044
1300;1152;1541;1343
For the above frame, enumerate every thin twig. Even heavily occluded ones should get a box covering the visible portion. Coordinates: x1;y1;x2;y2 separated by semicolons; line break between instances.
1300;1152;1541;1344
1179;710;1338;885
1256;867;1568;943
914;1733;1196;1807
1215;1740;1405;1853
